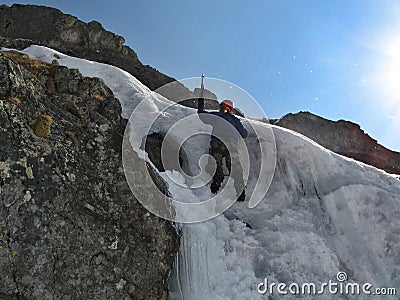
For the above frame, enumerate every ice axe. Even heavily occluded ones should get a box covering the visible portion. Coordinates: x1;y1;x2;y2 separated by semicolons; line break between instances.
200;74;205;98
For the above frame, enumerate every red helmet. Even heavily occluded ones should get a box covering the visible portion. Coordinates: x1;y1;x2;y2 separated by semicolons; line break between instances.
221;99;234;111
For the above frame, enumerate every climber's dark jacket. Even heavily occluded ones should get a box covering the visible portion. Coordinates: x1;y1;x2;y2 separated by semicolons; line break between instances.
197;98;248;143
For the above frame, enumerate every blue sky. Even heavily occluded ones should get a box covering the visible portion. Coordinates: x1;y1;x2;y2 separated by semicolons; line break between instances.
3;0;400;151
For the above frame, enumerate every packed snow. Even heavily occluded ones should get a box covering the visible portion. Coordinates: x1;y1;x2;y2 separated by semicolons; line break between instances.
9;45;400;299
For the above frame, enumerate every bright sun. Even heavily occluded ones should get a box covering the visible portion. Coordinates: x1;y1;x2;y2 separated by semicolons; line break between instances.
372;33;400;150
380;38;400;109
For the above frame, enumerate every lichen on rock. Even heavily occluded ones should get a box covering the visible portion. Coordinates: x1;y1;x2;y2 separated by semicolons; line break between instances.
33;113;53;137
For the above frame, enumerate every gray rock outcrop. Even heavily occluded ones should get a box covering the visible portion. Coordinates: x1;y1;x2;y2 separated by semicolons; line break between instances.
0;51;179;299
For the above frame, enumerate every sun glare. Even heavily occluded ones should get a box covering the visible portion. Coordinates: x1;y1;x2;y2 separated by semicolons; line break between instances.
381;38;400;106
367;28;400;150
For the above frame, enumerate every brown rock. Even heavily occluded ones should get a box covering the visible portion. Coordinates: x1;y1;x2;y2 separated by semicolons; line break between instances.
275;111;400;174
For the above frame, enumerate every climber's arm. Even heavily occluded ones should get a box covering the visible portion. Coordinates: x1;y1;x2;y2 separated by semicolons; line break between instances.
236;118;248;138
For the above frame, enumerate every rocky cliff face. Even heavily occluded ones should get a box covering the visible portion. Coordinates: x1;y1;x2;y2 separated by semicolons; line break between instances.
275;111;400;174
0;4;195;100
0;51;178;299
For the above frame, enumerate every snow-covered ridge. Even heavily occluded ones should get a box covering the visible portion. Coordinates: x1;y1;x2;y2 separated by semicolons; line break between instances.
11;45;400;299
2;45;154;119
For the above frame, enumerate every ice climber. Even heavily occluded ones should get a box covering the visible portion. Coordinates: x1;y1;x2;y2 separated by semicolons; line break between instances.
197;97;248;202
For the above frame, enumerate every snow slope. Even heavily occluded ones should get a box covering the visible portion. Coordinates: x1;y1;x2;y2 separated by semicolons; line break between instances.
169;126;400;299
14;45;400;299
